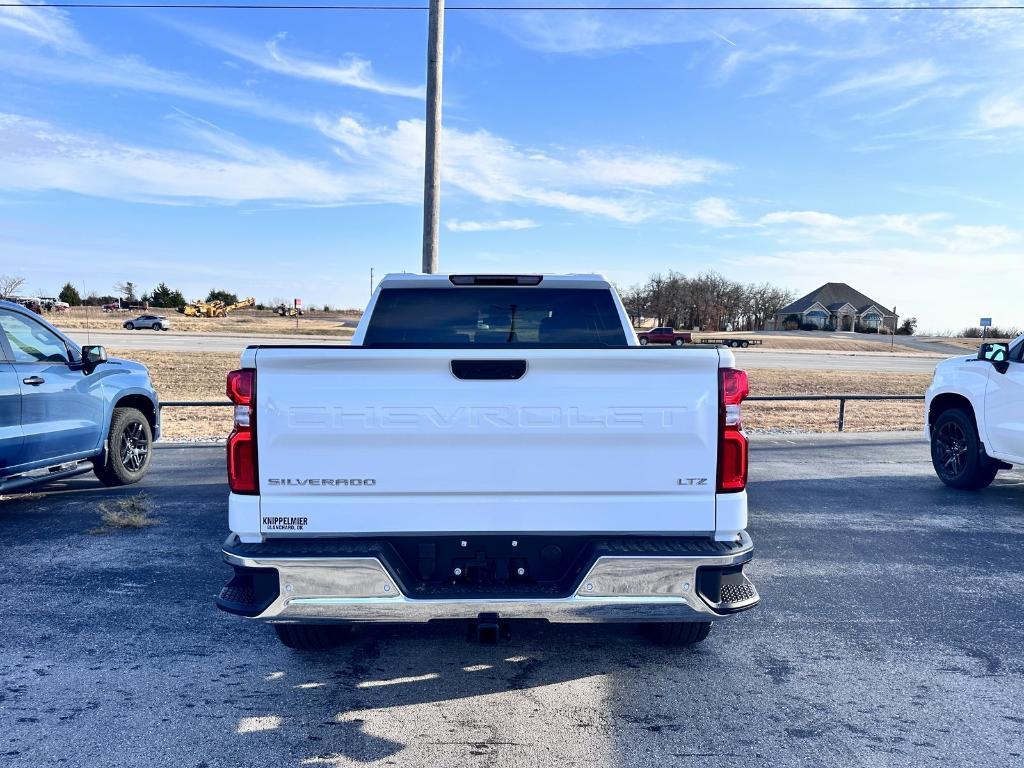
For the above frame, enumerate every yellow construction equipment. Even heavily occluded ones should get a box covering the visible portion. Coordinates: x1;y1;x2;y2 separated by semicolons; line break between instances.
181;297;255;318
221;297;256;316
181;300;213;318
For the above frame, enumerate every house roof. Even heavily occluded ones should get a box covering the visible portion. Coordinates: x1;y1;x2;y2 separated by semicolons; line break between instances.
777;283;896;317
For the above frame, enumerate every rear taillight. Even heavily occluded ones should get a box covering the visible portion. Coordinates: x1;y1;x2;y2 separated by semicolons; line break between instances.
718;368;749;493
227;369;257;494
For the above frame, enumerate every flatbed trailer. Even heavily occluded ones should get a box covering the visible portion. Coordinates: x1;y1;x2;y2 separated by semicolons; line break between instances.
698;337;763;348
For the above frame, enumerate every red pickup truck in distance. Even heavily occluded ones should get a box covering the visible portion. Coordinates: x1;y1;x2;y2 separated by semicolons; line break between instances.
637;327;693;346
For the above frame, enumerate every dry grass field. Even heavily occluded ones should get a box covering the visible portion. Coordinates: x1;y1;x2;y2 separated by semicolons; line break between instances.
121;349;931;440
745;369;930;433
112;348;239;439
913;336;1016;352
52;306;359;337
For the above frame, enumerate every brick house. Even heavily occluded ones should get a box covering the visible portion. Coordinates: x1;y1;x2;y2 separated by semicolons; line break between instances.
772;283;898;332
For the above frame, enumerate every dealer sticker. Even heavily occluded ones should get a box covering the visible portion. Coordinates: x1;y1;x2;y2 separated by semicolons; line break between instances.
262;516;308;532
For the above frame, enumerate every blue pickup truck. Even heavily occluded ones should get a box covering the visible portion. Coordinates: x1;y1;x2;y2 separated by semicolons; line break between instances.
0;299;159;493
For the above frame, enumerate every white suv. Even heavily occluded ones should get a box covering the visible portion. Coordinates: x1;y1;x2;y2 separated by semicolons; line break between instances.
123;314;170;331
925;334;1023;489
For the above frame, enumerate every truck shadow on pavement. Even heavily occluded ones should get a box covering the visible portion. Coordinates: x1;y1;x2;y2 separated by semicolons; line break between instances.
226;621;720;764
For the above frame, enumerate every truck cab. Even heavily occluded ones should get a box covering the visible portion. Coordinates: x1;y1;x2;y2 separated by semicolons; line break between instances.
926;334;1024;489
0;300;160;492
218;274;758;649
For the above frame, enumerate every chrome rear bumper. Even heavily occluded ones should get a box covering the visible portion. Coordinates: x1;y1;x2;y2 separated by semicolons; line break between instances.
220;531;758;624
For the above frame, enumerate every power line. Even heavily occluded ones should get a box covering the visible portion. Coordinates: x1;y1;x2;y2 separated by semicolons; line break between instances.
3;3;1024;11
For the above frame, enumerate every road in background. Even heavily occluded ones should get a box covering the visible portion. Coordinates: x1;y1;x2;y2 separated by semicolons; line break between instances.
66;329;948;372
754;330;971;357
734;350;943;373
2;434;1021;767
65;330;349;353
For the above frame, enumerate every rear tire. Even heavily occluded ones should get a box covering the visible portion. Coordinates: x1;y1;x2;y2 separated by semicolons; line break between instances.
646;621;713;646
92;407;153;486
125;322;134;330
273;623;352;650
673;338;684;347
741;341;750;348
930;408;999;490
639;337;649;346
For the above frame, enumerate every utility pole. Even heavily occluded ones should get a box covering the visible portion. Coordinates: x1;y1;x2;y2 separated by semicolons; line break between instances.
421;0;444;274
369;267;375;298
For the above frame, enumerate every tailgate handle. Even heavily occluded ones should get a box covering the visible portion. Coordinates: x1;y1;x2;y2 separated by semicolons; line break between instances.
450;360;527;380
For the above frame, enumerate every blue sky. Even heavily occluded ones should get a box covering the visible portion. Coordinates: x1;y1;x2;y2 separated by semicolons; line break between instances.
0;1;1022;331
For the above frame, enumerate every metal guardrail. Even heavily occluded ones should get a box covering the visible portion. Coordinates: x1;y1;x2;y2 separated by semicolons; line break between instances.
160;394;926;433
161;401;232;408
746;394;925;431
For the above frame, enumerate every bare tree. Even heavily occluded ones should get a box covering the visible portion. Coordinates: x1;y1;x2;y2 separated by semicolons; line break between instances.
0;274;26;298
114;281;138;304
744;282;795;330
624;271;794;332
644;274;674;326
617;284;648;326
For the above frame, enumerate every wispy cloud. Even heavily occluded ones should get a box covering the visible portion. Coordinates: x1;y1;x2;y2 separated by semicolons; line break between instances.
319;116;727;223
714;40;890;98
820;60;945;98
852;83;978;123
691;197;740;228
0;113;355;205
0;111;726;222
168;23;424;99
0;49;309;126
758;210;948;243
907;4;1024;45
0;3;420;127
978;90;1024;130
480;10;715;54
0;4;311;125
446;218;539;232
690;204;955;243
0;0;85;52
948;224;1020;251
717;42;884;82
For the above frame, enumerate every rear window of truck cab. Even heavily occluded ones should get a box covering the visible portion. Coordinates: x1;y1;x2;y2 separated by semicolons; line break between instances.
362;287;629;348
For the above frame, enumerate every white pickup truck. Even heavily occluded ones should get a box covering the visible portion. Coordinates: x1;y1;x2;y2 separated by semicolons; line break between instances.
926;334;1023;489
217;273;758;649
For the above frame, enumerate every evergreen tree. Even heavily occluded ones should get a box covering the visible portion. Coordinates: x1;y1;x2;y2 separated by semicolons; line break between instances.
59;283;82;306
206;288;239;305
151;282;186;308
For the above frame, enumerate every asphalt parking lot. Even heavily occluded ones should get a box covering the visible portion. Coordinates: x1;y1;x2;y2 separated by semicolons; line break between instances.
1;433;1021;767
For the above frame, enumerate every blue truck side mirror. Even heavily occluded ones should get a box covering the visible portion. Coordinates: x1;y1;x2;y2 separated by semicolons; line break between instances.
81;344;108;372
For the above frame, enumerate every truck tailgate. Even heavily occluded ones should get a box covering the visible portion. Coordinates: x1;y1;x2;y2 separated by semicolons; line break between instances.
253;348;721;536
